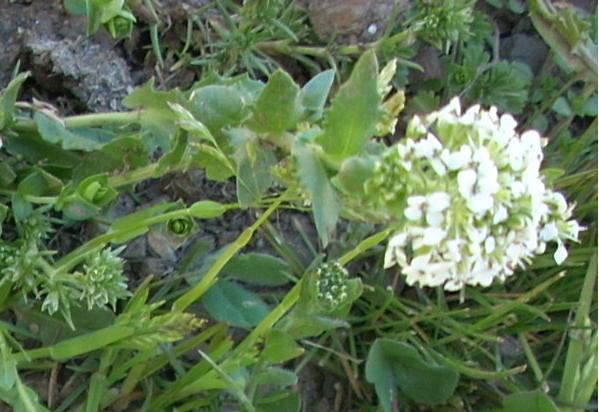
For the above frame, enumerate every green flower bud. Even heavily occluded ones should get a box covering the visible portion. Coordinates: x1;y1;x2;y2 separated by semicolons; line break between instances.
167;216;195;237
314;262;349;310
79;248;129;310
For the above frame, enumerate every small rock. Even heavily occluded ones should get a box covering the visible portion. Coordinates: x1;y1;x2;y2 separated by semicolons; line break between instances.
305;0;410;43
500;33;548;75
25;34;133;112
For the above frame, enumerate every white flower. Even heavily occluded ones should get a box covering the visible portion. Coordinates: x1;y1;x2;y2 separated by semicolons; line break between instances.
540;222;558;241
422;227;447;245
458;169;477;198
441;145;472;170
374;97;581;291
554;242;568;265
414;133;442;158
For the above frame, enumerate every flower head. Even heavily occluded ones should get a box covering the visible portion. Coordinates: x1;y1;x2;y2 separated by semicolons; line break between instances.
315;261;349;310
371;97;582;291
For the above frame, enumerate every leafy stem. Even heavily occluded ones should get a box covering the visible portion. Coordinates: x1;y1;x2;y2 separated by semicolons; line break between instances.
12;110;143;133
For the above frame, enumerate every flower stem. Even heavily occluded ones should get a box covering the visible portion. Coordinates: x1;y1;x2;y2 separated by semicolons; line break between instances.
12;110;143;133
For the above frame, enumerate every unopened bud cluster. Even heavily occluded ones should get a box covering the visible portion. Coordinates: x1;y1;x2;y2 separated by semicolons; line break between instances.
79;248;129;310
315;262;349;309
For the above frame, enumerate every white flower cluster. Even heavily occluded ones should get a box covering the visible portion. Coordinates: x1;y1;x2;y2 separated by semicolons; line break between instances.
380;97;582;291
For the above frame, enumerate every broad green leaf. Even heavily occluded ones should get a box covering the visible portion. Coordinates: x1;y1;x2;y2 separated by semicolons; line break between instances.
201;279;270;329
552;96;573;117
333;155;377;196
0;163;16;186
63;0;86;15
34;111;105;152
246;69;302;135
228;128;277;207
10;194;33;221
14;302;115;346
157;130;189;175
469;61;532;114
317;50;381;160
294;142;339;246
502;390;559;412
301;70;335;111
365;339;459;410
4;134;82;169
123;80;184;150
73;135;148;181
0;72;29;130
191;145;236;182
189;85;247;135
261;330;304;364
256;390;301;412
222;253;291;286
17;168;63;197
253;367;297;387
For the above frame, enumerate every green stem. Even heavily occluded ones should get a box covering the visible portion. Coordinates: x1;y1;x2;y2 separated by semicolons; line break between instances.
171;192;287;313
53;206;209;274
0;189;57;204
107;163;160;188
518;333;546;388
557;254;597;407
12;111;142;133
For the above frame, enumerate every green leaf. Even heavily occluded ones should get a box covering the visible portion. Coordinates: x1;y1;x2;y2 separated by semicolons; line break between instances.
201;279;270;329
157;130;188;175
294;142;339;246
246;69;302;135
301;70;335;111
4;134;82;170
261;330;304;364
333;155;376;196
192;145;236;182
502;390;559;412
253;367;297;387
0;163;16;186
0;72;29;130
17;168;63;197
73;135;148;181
365;339;459;410
34;111;105;152
123;80;183;150
552;96;572;117
14;302;115;346
228;128;277;207
529;0;597;82
471;61;532;114
256;390;301;412
221;253;291;286
317;50;381;160
189;85;248;135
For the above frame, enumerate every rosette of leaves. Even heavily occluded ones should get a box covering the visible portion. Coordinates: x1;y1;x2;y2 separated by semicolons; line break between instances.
64;0;136;39
56;174;118;220
412;0;476;52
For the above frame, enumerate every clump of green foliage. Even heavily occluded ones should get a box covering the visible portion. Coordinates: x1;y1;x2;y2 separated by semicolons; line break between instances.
0;0;596;411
